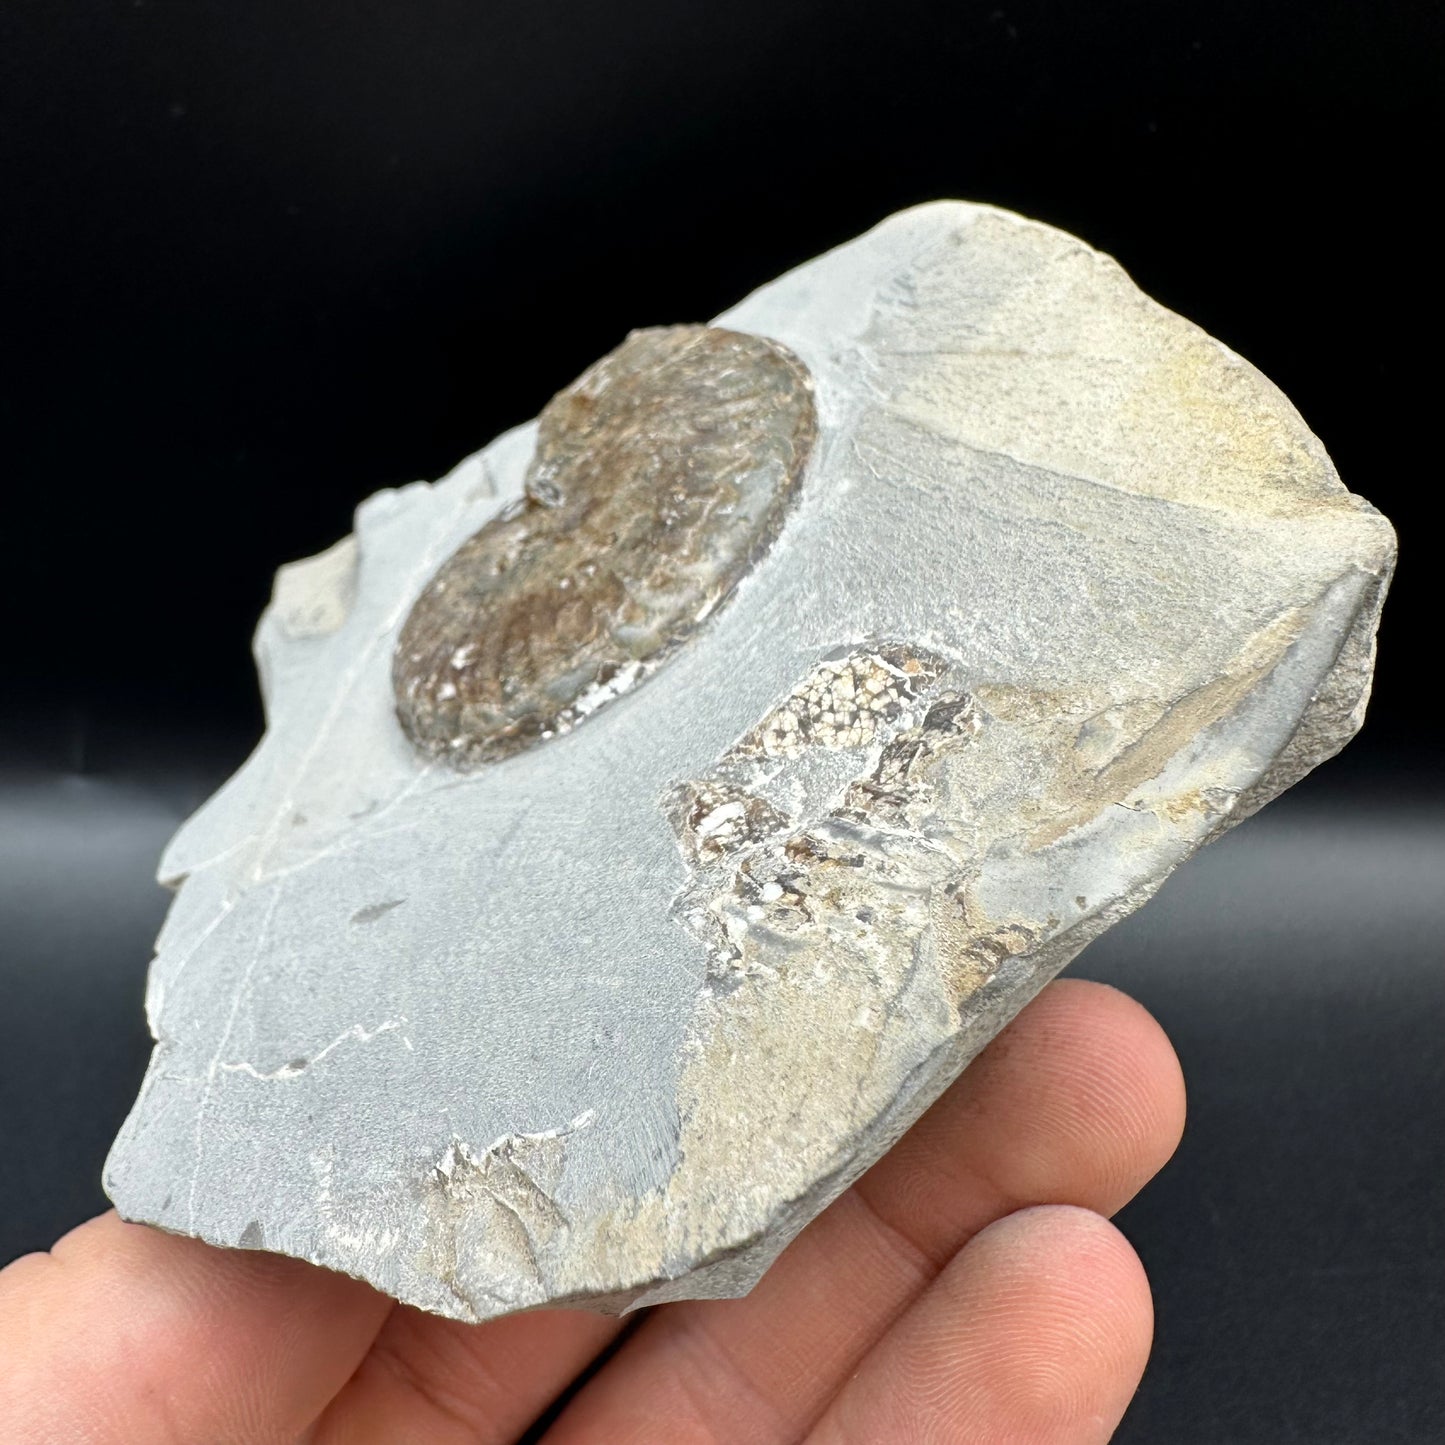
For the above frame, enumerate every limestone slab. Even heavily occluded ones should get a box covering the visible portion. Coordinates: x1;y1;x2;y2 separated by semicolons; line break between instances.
104;202;1395;1321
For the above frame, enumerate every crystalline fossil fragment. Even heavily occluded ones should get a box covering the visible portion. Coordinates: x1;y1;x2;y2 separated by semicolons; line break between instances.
105;202;1395;1324
667;644;989;991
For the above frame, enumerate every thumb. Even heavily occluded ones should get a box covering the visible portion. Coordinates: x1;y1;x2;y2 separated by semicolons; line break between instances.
0;1211;391;1445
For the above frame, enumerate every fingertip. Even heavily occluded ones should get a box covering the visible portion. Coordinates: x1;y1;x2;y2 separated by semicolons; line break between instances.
988;978;1187;1213
960;1204;1155;1364
1053;978;1187;1122
941;1205;1154;1443
812;1204;1154;1445
1;1211;391;1445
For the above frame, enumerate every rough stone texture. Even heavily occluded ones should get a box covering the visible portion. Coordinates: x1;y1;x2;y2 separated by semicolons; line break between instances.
104;202;1395;1322
393;325;816;766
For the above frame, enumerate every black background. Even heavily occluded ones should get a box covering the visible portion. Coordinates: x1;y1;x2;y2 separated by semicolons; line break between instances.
2;2;1441;1440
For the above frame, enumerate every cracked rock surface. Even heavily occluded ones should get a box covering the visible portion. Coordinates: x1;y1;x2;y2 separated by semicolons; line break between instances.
104;202;1395;1321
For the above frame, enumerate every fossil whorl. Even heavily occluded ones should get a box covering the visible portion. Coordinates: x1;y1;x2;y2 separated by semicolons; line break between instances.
392;325;817;766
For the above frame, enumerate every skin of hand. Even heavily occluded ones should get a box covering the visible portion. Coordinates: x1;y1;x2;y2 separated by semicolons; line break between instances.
0;978;1185;1444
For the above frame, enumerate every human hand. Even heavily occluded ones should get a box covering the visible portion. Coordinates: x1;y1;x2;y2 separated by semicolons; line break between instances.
0;978;1184;1443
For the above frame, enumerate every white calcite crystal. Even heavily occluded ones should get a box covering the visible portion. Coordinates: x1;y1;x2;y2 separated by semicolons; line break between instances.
105;203;1395;1321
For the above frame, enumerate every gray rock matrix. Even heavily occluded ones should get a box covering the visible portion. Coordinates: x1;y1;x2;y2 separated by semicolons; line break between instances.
105;202;1395;1322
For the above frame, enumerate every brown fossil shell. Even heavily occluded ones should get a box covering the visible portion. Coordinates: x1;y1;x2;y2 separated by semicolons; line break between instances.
392;325;817;767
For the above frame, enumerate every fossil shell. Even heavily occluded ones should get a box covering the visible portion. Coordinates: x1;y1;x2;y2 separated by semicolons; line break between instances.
393;325;817;766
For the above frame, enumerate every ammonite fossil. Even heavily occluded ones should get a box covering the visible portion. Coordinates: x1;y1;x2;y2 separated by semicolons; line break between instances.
392;325;817;766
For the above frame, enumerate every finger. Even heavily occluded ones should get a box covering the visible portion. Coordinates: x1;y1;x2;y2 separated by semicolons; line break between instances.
0;1211;391;1445
806;1206;1154;1445
310;1305;623;1445
855;977;1187;1248
541;978;1183;1444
